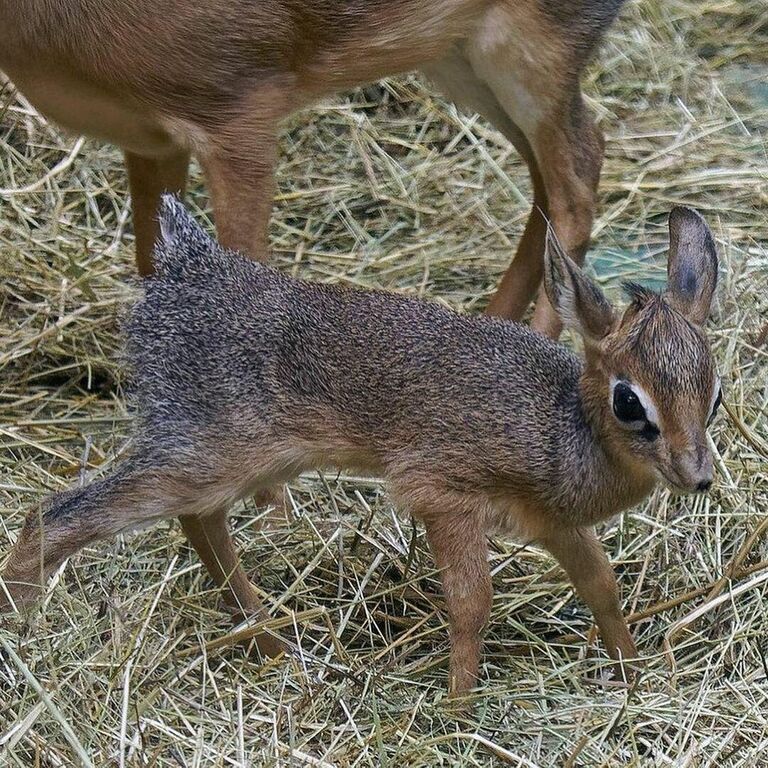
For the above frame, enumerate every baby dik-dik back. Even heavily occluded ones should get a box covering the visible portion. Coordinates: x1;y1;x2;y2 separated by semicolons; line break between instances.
1;198;722;695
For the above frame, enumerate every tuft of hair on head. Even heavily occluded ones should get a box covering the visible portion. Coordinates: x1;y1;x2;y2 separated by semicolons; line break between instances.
151;195;220;279
622;281;660;309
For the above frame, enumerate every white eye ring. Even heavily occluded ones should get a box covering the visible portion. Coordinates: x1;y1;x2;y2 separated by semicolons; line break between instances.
609;377;660;430
709;376;721;415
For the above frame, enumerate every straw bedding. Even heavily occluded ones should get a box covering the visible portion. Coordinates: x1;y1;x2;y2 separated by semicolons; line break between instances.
1;0;766;764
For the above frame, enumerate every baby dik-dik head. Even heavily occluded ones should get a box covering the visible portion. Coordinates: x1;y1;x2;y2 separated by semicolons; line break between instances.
544;207;721;495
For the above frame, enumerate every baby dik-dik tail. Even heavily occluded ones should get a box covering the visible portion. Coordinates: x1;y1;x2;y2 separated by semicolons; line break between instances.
1;199;722;695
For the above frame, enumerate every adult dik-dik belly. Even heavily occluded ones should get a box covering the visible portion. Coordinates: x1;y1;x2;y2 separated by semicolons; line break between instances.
2;61;176;157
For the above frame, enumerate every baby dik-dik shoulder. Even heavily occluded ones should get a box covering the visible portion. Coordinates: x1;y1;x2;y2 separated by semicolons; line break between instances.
1;198;722;695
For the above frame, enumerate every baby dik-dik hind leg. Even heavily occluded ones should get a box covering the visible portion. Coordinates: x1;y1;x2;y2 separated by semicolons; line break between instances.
0;457;162;612
541;527;637;680
0;456;283;659
424;513;492;696
179;508;285;657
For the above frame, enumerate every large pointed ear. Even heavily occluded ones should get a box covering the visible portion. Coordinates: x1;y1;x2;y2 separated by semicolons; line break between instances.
543;226;615;343
666;206;718;325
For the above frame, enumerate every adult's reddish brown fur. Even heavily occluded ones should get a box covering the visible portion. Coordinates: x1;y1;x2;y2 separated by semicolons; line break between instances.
1;0;625;333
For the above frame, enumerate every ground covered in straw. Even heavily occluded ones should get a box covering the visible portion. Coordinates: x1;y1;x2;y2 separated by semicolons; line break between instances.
1;1;767;765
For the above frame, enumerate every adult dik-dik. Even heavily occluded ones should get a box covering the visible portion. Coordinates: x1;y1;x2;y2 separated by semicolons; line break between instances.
1;200;722;693
1;0;624;335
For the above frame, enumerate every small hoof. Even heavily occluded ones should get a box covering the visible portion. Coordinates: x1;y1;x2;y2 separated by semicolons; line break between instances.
612;657;642;684
253;631;287;659
0;578;41;615
222;604;288;660
442;687;478;715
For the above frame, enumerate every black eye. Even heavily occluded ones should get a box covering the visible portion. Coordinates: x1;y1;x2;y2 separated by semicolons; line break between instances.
708;388;722;426
613;382;647;423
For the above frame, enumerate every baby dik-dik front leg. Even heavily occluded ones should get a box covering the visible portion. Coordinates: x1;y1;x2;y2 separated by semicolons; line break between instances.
542;527;637;679
424;513;493;695
178;509;285;657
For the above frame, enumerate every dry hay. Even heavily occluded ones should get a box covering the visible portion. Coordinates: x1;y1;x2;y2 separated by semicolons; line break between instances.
1;0;767;765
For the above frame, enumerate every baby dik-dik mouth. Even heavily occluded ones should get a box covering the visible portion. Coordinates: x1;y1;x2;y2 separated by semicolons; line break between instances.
656;468;713;496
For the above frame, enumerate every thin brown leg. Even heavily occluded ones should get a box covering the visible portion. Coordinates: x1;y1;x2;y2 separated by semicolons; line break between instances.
179;509;284;656
1;458;168;611
202;124;278;259
527;119;603;338
423;52;550;323
541;527;637;676
424;513;492;695
125;149;190;275
1;454;284;657
484;164;548;320
468;98;551;322
450;37;605;338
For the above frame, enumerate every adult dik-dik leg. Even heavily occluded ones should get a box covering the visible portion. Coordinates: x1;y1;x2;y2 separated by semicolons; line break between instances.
463;39;606;337
423;51;549;324
125;150;190;276
423;511;492;695
541;527;637;677
523;108;604;338
201;114;280;259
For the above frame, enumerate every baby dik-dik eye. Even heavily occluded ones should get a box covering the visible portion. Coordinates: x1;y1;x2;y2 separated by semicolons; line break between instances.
611;380;660;441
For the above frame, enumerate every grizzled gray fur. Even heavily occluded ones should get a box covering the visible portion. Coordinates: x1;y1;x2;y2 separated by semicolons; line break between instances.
127;200;596;516
2;197;721;694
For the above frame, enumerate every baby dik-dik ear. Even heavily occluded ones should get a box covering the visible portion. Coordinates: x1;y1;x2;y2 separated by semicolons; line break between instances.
666;206;718;326
543;226;615;344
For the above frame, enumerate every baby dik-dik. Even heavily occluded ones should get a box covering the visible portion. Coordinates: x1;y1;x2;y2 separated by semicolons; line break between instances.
1;199;722;694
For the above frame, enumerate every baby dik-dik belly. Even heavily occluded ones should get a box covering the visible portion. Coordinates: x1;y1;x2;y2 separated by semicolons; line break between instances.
479;494;554;542
480;490;622;542
3;61;177;157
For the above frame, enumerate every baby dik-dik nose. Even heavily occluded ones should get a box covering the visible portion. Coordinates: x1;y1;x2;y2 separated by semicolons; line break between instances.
693;456;715;493
674;442;715;494
695;450;715;493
